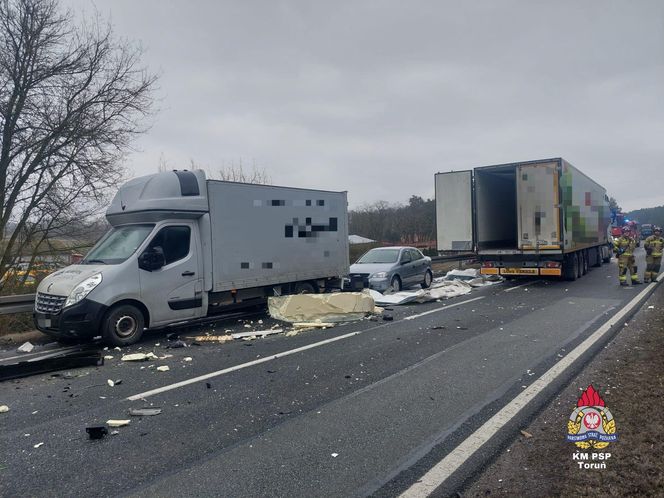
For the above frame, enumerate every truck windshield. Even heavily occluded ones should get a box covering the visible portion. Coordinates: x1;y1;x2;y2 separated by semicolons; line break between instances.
82;224;155;265
356;249;400;264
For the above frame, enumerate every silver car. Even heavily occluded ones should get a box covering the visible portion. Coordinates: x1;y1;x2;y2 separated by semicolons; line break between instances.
349;246;433;292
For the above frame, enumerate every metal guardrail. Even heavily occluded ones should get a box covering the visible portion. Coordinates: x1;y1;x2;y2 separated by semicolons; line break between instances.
431;253;476;262
0;294;35;315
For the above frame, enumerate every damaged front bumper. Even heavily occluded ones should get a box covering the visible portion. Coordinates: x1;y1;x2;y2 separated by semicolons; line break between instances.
33;298;107;340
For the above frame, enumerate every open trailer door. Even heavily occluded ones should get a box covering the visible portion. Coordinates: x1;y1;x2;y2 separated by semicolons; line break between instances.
435;170;475;251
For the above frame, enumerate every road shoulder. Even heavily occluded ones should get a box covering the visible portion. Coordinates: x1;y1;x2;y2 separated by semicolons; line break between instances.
465;281;664;497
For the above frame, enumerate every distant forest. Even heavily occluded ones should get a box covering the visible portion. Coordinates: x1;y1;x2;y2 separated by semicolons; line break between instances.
348;196;435;245
625;205;664;228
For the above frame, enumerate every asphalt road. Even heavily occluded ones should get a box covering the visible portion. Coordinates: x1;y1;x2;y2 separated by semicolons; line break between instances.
0;250;653;497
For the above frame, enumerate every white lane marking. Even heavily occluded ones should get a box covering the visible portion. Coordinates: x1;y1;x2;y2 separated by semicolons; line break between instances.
400;278;661;498
127;297;481;401
403;297;485;321
504;280;539;293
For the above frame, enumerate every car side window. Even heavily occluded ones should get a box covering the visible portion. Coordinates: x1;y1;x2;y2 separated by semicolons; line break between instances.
400;250;411;263
148;226;191;265
410;249;423;261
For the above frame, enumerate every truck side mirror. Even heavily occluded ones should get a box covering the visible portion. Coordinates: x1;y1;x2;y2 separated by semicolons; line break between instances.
139;246;166;271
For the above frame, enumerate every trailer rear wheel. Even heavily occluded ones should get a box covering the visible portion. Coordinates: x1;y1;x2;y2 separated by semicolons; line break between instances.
593;247;602;267
102;304;145;347
563;253;578;281
582;250;589;275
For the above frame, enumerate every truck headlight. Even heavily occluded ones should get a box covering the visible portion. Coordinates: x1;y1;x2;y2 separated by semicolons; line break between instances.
371;272;388;278
65;273;102;308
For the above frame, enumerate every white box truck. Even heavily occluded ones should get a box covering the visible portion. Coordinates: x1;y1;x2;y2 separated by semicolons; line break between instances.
435;158;612;279
34;170;349;345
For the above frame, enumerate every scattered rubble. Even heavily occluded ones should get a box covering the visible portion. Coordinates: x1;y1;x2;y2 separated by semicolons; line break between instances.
86;426;108;440
17;341;35;353
129;407;162;416
186;335;233;343
106;419;130;427
231;329;283;339
0;405;9;413
156;366;170;372
121;352;157;362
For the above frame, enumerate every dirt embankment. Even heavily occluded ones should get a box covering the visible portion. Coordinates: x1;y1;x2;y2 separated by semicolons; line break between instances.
466;284;664;497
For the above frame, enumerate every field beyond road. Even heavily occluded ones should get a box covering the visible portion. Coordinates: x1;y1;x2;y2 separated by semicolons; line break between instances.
466;281;664;497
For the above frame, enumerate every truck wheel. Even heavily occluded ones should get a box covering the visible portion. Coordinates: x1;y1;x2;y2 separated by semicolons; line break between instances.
390;275;402;292
294;282;316;294
421;270;433;289
582;250;589;275
102;304;145;347
593;247;602;267
577;252;583;278
563;253;578;281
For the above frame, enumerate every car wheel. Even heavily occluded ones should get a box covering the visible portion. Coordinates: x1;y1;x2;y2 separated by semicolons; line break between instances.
102;304;145;347
421;270;433;289
294;282;316;294
390;275;402;292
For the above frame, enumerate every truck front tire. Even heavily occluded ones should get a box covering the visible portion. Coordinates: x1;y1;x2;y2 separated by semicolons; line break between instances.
102;304;145;347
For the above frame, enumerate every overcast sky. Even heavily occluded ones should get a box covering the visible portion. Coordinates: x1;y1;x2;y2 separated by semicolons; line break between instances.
65;0;663;211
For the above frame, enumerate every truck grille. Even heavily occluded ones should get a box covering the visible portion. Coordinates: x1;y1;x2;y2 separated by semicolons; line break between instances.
36;292;66;314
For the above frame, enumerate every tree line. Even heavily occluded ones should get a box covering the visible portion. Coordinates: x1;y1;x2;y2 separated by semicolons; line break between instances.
349;196;436;245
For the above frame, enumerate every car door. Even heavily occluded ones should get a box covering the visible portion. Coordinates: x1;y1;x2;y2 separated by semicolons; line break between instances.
138;223;203;326
398;249;415;286
409;249;427;282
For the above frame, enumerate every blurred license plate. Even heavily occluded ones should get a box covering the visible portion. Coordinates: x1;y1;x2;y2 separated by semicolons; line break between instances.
502;268;538;274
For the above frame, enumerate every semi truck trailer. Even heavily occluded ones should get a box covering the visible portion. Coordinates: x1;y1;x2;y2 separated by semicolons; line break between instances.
435;158;611;279
34;170;349;345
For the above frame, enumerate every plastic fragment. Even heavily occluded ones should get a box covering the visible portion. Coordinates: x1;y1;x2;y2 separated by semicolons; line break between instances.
129;407;162;416
106;419;130;427
156;366;170;372
17;342;34;353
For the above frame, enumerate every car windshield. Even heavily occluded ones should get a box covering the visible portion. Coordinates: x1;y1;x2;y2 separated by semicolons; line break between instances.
356;248;400;264
82;224;155;265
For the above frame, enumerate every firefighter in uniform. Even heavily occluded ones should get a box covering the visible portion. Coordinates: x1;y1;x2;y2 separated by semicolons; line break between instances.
614;226;640;285
644;226;664;283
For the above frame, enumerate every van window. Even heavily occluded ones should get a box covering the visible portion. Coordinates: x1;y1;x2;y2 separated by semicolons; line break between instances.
149;226;191;265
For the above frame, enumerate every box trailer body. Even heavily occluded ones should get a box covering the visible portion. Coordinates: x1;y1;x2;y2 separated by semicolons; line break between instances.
34;170;349;345
435;158;611;278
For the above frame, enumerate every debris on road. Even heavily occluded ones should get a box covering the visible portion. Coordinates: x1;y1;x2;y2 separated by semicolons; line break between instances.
183;357;192;362
17;341;35;353
268;292;375;323
0;347;103;381
156;366;170;372
129;407;162;416
520;430;533;438
292;322;334;329
383;314;394;321
121;352;157;362
103;355;114;360
367;269;502;306
231;329;283;339
107;379;115;387
167;340;188;349
107;419;130;427
86;426;108;440
186;335;233;343
0;405;9;413
285;330;299;337
331;453;339;458
33;442;44;448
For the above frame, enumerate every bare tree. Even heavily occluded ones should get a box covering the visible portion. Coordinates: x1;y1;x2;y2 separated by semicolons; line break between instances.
214;158;271;184
0;0;157;288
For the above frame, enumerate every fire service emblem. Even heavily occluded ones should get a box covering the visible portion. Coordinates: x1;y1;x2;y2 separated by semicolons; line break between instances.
567;385;617;449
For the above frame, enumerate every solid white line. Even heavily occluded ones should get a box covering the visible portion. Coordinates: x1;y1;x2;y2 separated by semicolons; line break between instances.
400;277;661;498
403;296;485;321
127;297;481;401
504;280;539;293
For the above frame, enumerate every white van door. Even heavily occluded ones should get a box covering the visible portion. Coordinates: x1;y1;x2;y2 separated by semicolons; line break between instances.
138;222;203;326
435;170;475;251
